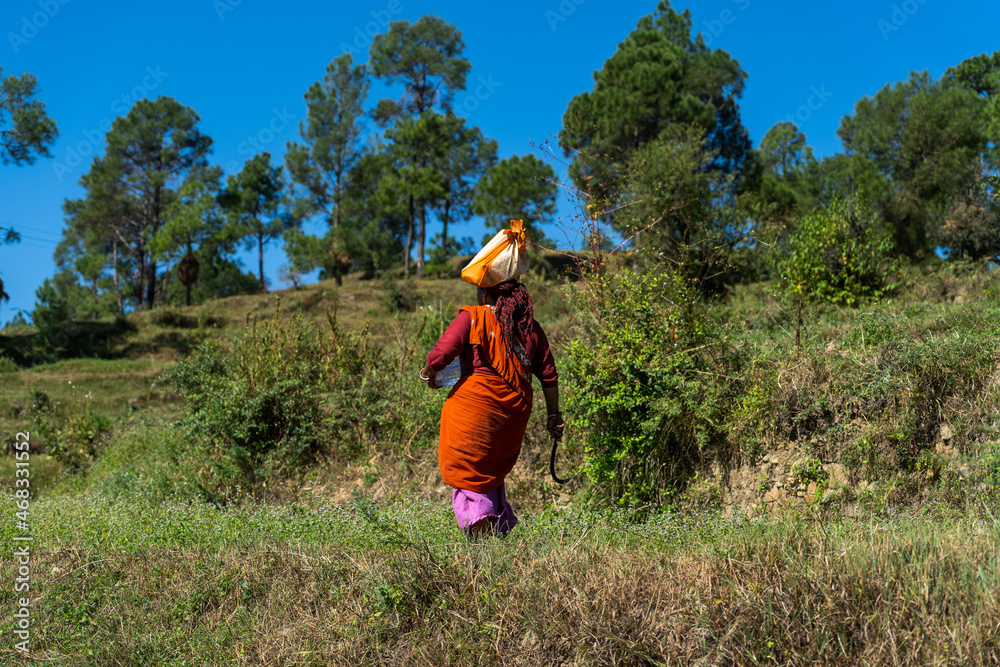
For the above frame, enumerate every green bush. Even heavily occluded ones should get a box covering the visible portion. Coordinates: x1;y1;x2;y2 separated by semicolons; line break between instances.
379;275;423;313
50;409;113;470
563;267;735;505
780;196;898;307
165;302;438;496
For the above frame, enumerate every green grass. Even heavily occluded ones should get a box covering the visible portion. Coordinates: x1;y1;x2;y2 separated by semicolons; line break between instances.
3;263;1000;662
2;492;999;664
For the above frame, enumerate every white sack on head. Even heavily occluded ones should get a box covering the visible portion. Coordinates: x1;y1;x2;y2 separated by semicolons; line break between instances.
461;219;530;287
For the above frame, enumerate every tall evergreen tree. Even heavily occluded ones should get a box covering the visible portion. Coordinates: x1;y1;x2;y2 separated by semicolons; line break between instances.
101;96;212;309
342;150;408;275
432;113;496;253
370;15;471;277
369;15;471;122
1;67;58;306
149;166;227;305
220;152;289;290
381;112;447;276
755;121;819;222
472;154;557;245
559;1;750;202
56;157;141;313
838;71;985;259
285;53;369;231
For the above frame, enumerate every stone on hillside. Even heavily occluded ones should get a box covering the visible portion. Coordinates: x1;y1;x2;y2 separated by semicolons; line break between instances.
821;487;844;505
823;463;849;488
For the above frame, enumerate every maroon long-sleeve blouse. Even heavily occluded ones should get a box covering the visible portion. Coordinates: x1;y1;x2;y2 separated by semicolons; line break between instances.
426;309;558;387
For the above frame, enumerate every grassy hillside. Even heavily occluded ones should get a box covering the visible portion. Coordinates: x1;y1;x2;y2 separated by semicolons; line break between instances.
4;262;1000;663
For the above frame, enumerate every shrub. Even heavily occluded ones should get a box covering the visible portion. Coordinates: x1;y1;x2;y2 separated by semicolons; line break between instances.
780;196;898;308
167;306;331;485
379;275;423;313
21;386;114;470
51;409;113;470
563;267;735;505
165;301;437;496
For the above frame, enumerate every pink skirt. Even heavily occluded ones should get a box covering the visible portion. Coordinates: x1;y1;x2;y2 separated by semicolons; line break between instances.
451;481;517;536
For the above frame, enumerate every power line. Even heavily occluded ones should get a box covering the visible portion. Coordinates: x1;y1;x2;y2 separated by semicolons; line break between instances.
12;234;60;245
0;219;63;239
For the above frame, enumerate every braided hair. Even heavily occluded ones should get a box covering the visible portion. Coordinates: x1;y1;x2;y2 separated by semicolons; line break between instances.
485;280;534;365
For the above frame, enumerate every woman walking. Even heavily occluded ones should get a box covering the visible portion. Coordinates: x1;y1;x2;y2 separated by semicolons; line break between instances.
420;222;564;537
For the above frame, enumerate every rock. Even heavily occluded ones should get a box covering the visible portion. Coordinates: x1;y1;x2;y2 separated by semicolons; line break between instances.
823;463;849;488
763;488;780;503
806;481;818;501
940;423;953;441
821;487;844;505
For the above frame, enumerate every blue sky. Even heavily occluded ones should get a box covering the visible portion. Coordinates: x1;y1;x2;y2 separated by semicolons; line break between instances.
1;0;998;323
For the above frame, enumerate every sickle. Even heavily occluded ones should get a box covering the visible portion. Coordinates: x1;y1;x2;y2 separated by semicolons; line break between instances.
549;433;571;485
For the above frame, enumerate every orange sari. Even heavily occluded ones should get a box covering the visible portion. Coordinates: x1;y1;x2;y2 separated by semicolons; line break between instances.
438;305;533;493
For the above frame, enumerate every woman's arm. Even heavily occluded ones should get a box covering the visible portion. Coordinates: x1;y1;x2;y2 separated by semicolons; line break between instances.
422;310;472;389
543;383;565;440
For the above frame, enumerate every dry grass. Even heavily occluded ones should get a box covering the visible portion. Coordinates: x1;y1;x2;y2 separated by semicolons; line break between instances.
2;495;1000;665
4;267;1000;664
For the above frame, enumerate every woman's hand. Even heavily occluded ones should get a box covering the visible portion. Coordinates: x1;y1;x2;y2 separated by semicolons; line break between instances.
419;364;439;389
546;412;565;441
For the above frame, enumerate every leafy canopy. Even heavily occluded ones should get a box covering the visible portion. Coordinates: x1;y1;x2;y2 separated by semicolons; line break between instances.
779;196;897;307
560;1;750;196
284;53;369;230
838;71;985;259
472;154;556;244
369;15;471;121
0;67;58;165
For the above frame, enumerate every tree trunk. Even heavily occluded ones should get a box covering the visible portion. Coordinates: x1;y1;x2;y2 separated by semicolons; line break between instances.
145;256;157;310
186;241;192;307
161;259;170;303
333;172;341;229
258;231;265;290
441;200;450;252
136;245;147;311
404;193;414;276
416;202;426;278
147;186;161;310
112;237;123;315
